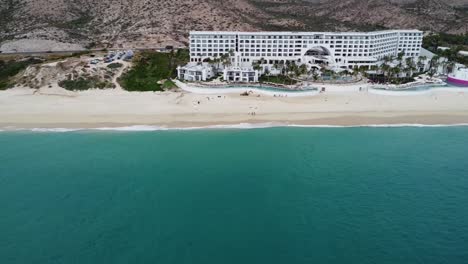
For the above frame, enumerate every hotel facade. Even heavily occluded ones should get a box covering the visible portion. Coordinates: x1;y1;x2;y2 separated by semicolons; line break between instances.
178;30;423;82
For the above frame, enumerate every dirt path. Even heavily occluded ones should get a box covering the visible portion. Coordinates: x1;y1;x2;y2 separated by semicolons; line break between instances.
112;61;131;90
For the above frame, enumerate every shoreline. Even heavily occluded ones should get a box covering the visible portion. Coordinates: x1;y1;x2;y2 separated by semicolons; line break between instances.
2;86;468;130
2;113;468;131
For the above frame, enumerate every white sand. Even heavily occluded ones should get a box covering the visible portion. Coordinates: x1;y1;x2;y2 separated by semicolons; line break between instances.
1;86;468;129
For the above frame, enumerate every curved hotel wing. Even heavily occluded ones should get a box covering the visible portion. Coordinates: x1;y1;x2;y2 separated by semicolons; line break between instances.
178;30;423;82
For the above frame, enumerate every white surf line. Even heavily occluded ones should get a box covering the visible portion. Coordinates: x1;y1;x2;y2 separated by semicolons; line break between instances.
288;123;468;128
3;123;468;133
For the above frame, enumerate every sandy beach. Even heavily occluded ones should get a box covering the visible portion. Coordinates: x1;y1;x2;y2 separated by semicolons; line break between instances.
1;86;468;130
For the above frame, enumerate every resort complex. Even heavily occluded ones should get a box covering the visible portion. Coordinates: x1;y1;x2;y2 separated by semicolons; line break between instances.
178;30;423;82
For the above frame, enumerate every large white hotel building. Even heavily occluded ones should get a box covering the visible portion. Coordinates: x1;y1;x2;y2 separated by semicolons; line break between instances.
178;30;423;82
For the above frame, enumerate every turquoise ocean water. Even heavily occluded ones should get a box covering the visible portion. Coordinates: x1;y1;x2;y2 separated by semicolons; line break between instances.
1;127;468;264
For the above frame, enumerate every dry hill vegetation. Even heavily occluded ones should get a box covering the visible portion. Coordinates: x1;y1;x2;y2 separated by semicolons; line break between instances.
0;0;467;51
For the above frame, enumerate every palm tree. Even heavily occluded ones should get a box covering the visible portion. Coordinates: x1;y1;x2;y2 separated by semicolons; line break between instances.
446;61;456;74
219;53;227;68
252;61;262;71
222;53;232;68
440;60;448;75
252;61;262;81
222;57;231;68
299;64;308;77
312;73;319;82
417;55;427;73
391;67;401;84
272;62;280;76
220;49;235;69
405;57;416;78
429;55;440;77
264;68;271;82
289;61;299;83
212;56;222;71
383;55;392;64
380;63;391;83
281;61;291;83
351;69;359;80
397;51;405;63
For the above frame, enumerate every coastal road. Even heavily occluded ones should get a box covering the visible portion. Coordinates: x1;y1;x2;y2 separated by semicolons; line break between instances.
0;47;180;56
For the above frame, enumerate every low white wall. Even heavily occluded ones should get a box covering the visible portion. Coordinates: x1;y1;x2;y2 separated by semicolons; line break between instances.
174;80;319;97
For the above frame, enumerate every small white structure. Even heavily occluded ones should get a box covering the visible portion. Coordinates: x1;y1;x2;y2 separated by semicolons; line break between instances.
223;66;259;82
447;65;468;86
437;46;450;51
458;51;468;57
177;63;215;81
122;50;134;61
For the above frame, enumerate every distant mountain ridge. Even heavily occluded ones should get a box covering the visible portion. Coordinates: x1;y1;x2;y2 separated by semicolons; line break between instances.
0;0;467;52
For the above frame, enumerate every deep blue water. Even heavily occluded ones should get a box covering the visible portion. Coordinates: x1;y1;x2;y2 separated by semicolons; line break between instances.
1;127;468;264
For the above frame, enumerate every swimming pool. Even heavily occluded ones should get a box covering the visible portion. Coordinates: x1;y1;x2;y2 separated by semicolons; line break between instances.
369;82;466;95
175;80;320;97
220;85;319;93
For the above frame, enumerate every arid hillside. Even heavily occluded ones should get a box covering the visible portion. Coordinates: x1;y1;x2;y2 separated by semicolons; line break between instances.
1;0;467;52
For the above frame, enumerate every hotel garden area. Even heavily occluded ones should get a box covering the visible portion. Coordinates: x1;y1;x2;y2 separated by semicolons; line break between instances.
177;30;431;85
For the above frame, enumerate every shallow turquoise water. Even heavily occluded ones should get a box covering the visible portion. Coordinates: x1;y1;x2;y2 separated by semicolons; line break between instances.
1;127;468;263
372;83;466;92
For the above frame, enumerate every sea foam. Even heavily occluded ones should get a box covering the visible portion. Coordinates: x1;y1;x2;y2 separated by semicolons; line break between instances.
29;128;83;132
2;123;468;132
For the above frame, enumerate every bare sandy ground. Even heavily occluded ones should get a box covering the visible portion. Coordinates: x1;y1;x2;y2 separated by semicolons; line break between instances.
1;87;468;130
0;39;84;53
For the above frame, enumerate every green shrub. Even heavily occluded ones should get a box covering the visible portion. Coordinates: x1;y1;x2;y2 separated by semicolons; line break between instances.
58;77;114;91
107;63;123;69
259;75;297;85
162;79;177;90
0;58;43;89
0;80;10;90
119;49;189;92
58;78;94;91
